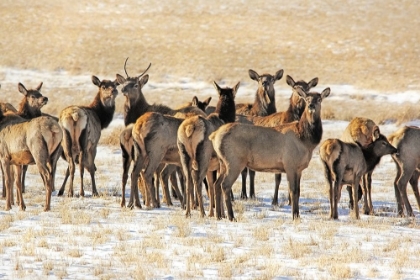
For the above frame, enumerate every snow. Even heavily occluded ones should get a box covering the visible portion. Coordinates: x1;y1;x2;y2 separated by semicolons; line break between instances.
1;68;420;279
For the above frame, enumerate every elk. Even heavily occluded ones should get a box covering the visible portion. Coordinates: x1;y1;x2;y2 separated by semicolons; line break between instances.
58;76;119;197
116;59;203;126
236;69;283;116
116;59;206;208
177;81;239;218
1;82;54;199
236;75;319;202
0;109;63;211
236;69;283;202
341;117;380;209
320;133;397;219
210;87;330;221
16;82;53;194
16;82;48;119
179;96;212;114
388;126;420;217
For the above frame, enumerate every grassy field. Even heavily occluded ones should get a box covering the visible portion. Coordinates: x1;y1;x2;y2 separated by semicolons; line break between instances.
1;0;420;279
1;0;420;108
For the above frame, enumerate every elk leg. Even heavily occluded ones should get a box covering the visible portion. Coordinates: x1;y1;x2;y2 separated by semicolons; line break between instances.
214;172;225;220
397;166;416;217
162;165;175;206
13;166;25;211
2;162;12;210
365;172;374;215
393;160;405;216
352;178;361;219
409;170;420;212
272;173;281;206
121;146;132;207
58;167;70;196
249;169;256;199
21;165;28;193
129;157;143;209
287;171;301;220
207;170;216;217
78;151;85;197
240;168;248;199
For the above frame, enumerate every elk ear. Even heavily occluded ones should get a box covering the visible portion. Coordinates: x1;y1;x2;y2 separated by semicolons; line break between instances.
139;74;149;88
92;76;101;87
18;83;28;96
286;75;296;87
116;74;126;85
274;69;284;82
321;87;331;99
203;97;212;106
232;81;240;97
308;77;319;89
248;69;259;81
213;81;222;94
35;82;43;91
192;96;199;106
372;126;380;141
113;79;120;86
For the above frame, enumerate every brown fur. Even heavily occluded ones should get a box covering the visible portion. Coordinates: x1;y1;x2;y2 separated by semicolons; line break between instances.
178;96;212;114
116;66;205;126
116;62;208;208
0;103;17;114
341;117;380;148
235;69;283;116
320;134;396;219
177;81;239;218
340;117;380;210
235;75;319;202
389;126;420;217
130;112;187;208
210;87;330;221
235;69;283;202
0;112;63;211
16;82;48;119
58;76;119;197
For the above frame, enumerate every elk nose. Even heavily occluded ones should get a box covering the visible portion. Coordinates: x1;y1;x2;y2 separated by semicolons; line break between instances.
43;97;49;103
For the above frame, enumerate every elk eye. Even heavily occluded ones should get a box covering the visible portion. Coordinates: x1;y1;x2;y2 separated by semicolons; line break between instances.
134;84;138;88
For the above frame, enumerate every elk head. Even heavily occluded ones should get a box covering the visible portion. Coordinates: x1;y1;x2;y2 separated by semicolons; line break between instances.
91;76;119;108
249;69;283;106
18;82;48;110
286;75;319;114
116;58;151;109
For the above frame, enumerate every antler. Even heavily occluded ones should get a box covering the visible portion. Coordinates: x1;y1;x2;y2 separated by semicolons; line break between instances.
124;57;129;77
138;63;151;78
123;58;151;79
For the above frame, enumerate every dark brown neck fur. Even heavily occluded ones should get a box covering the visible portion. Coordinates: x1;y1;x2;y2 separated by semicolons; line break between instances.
18;98;42;119
124;95;173;126
85;93;115;129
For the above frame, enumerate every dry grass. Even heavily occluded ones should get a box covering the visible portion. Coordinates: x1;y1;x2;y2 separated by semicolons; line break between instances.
1;0;420;279
1;0;420;122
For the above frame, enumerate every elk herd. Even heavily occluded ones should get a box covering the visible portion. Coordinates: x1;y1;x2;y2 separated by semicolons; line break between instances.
0;59;419;221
